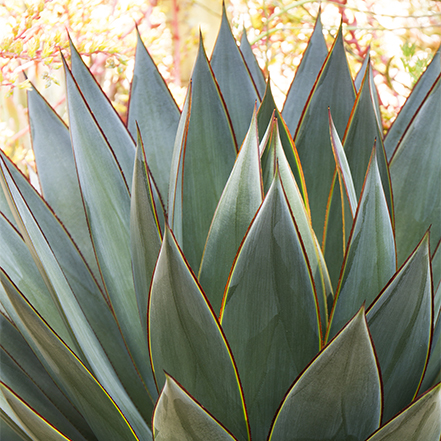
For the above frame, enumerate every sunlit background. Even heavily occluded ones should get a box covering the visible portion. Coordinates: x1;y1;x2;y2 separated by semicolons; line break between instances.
0;0;440;174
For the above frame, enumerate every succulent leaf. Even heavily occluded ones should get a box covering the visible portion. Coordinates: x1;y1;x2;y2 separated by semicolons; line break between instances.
148;227;249;441
328;150;396;340
365;384;441;441
294;24;356;239
167;39;237;272
261;120;332;334
153;374;238;441
64;56;156;393
128;31;180;203
198;108;263;314
239;30;266;99
27;83;100;282
283;9;328;135
367;233;432;422
268;308;381;441
385;46;440;160
390;74;441;267
1;382;72;441
68;39;135;187
220;170;320;440
0;270;150;441
0;313;95;441
211;4;260;145
130;130;162;339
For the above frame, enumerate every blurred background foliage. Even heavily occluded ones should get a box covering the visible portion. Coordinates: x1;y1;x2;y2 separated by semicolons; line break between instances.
0;0;440;174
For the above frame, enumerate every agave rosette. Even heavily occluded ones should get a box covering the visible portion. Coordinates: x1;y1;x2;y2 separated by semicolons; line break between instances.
1;7;440;441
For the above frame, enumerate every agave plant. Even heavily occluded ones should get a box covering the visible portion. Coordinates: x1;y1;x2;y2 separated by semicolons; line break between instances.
1;6;440;441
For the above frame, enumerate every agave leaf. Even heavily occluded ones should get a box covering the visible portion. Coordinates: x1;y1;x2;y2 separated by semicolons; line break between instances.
127;30;180;203
323;65;393;287
328;109;357;217
322;113;357;288
294;24;356;239
148;227;249;441
64;57;156;392
365;384;441;441
0;410;33;441
0;155;156;424
261;120;331;335
0;213;73;348
342;65;392;216
239;30;266;99
27;83;100;284
153;374;238;441
390;74;441;267
282;10;328;135
328;150;396;340
268;308;381;441
385;46;440;160
198;109;263;314
433;242;441;323
167;39;237;271
0;313;96;441
367;233;432;422
420;311;441;393
257;81;308;206
211;4;260;145
1;383;71;441
68;39;135;187
0;270;149;441
220;171;320;440
130;130;162;337
354;51;382;132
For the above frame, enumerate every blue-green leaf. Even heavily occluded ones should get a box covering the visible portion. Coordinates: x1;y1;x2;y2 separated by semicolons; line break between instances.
294;24;356;239
127;31;180;202
390;74;441;267
220;171;320;441
148;227;249;441
27;83;99;282
0;270;149;441
261;119;332;335
239;30;265;99
167;39;237;271
211;5;260;145
367;233;432;422
268;308;381;441
130;130;162;338
328;151;396;339
282;10;328;135
198;108;263;314
365;384;441;441
153;374;238;441
1;383;71;441
64;57;155;392
68;39;135;187
385;46;440;160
